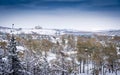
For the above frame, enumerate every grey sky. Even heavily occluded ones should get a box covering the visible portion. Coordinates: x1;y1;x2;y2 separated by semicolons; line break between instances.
0;0;120;31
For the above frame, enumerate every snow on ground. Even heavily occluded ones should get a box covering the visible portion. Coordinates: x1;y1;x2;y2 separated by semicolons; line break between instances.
0;39;8;42
70;71;120;75
116;47;120;55
74;73;119;75
0;49;4;55
2;56;8;63
16;46;25;53
66;51;77;55
46;51;120;75
47;52;56;63
13;28;56;35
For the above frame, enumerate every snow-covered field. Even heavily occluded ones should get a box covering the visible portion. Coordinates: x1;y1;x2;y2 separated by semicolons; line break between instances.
14;28;57;35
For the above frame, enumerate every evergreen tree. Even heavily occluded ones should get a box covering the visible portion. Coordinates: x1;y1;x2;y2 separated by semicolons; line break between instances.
0;53;3;75
8;35;24;75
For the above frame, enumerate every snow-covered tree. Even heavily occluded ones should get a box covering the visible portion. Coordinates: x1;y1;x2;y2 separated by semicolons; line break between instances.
7;35;27;75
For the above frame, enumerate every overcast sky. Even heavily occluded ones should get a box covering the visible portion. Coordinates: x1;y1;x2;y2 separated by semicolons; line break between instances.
0;0;120;31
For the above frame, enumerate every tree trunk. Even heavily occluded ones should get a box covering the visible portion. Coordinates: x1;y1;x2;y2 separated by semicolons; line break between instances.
115;69;117;75
111;62;114;73
103;65;105;75
83;60;85;73
62;56;64;75
87;58;89;74
79;61;81;73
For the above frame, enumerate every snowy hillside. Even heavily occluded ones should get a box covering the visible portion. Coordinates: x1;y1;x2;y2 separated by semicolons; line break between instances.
0;26;120;75
14;28;57;35
0;26;59;35
0;26;94;36
1;26;120;37
96;30;120;36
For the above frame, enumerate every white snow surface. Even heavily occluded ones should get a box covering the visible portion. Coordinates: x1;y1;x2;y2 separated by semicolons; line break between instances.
47;52;56;63
16;46;25;52
13;28;56;35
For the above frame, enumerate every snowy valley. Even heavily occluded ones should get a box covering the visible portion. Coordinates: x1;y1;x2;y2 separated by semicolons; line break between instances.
0;26;120;75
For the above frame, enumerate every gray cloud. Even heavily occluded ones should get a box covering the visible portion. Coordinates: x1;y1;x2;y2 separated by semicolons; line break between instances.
90;0;120;6
0;0;120;11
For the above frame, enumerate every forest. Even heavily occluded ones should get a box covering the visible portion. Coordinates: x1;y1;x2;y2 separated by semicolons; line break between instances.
0;33;120;75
